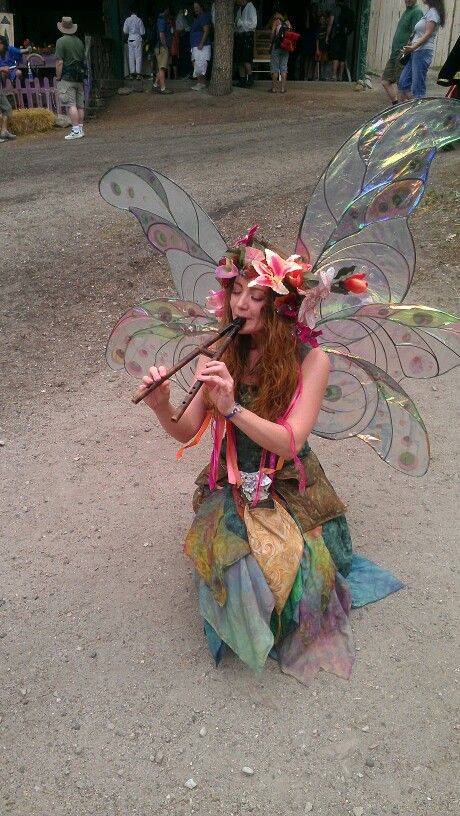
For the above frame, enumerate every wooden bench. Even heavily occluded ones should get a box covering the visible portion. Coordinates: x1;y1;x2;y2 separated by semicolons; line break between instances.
252;30;272;77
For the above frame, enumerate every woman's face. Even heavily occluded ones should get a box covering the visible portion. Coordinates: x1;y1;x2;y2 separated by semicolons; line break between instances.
230;275;268;335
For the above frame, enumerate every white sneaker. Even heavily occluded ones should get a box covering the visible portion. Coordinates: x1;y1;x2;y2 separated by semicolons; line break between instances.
191;83;205;91
65;129;84;140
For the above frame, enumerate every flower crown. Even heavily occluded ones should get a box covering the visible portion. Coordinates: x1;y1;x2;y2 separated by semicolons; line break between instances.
206;225;368;347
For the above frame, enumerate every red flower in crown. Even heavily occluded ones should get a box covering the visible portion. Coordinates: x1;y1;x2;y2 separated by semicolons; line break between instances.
274;293;299;320
295;324;323;347
285;259;312;289
343;272;368;294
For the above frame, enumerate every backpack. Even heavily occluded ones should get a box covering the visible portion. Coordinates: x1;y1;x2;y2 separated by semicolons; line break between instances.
273;22;290;50
63;60;87;82
280;30;301;52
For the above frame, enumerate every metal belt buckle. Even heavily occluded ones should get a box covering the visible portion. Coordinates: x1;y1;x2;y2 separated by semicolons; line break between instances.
240;471;272;504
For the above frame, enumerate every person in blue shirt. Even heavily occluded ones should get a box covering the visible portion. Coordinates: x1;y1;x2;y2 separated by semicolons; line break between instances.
0;36;23;82
190;1;212;91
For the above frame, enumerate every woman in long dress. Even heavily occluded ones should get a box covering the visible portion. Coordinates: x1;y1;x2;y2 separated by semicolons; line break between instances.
100;98;460;685
138;240;357;684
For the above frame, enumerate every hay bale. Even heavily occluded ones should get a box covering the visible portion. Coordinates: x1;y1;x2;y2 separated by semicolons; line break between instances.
9;108;55;136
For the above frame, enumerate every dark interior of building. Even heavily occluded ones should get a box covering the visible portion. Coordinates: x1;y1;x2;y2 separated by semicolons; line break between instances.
10;0;105;47
8;1;364;79
10;1;364;44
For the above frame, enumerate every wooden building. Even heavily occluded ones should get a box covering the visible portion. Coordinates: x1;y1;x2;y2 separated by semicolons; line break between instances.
367;0;460;73
6;1;460;81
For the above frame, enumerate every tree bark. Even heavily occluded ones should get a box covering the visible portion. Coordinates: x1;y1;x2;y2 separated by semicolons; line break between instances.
209;0;234;96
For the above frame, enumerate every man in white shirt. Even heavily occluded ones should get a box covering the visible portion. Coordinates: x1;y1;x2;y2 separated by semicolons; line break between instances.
234;0;258;87
123;9;146;79
175;10;190;33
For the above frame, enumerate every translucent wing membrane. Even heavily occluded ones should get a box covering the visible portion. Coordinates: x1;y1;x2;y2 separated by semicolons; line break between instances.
99;164;227;306
106;298;219;390
101;102;460;475
316;220;415;319
361;100;459;178
296;99;460;314
317;305;460;383
327;178;425;248
315;352;430;476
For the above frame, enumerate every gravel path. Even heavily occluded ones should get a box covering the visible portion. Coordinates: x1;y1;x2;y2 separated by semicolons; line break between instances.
1;83;459;816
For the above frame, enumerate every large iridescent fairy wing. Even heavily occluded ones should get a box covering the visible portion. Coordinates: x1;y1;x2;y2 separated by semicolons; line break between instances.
296;99;460;314
317;304;460;383
106;297;219;390
99;164;227;307
315;351;430;476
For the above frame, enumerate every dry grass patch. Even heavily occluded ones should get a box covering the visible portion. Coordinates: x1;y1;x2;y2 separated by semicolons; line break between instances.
9;108;55;136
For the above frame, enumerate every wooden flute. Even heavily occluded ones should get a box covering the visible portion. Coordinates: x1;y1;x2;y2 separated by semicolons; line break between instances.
132;317;246;418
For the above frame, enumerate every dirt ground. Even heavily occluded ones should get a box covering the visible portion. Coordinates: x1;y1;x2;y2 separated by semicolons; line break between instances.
1;82;459;816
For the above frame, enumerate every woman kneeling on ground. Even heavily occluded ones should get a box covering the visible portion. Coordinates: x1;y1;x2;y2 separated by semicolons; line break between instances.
139;235;356;683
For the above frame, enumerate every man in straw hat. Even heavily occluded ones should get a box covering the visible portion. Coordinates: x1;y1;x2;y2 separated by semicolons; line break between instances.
55;16;87;140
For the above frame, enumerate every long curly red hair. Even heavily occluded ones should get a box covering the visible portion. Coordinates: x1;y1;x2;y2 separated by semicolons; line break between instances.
208;280;302;421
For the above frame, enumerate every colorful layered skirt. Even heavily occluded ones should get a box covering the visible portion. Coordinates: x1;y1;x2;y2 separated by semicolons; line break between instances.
184;445;403;685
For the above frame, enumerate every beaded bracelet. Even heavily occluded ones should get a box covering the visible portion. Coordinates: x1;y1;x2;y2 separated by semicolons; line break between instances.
224;402;243;421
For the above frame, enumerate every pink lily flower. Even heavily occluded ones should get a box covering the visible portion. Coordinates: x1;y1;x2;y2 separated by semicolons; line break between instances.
249;249;303;296
244;246;265;264
297;266;337;328
235;224;259;246
215;259;239;280
286;254;313;273
206;289;226;318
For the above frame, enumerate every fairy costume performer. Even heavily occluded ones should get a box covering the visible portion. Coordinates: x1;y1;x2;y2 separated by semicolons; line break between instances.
100;99;460;684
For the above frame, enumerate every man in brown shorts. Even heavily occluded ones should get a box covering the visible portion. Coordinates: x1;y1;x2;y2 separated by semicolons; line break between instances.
381;0;423;105
55;16;87;140
153;6;173;94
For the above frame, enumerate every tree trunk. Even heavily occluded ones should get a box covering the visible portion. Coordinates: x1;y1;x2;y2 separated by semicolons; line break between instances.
209;0;234;96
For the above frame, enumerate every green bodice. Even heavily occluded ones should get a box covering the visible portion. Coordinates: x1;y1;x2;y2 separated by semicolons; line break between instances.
223;383;310;472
